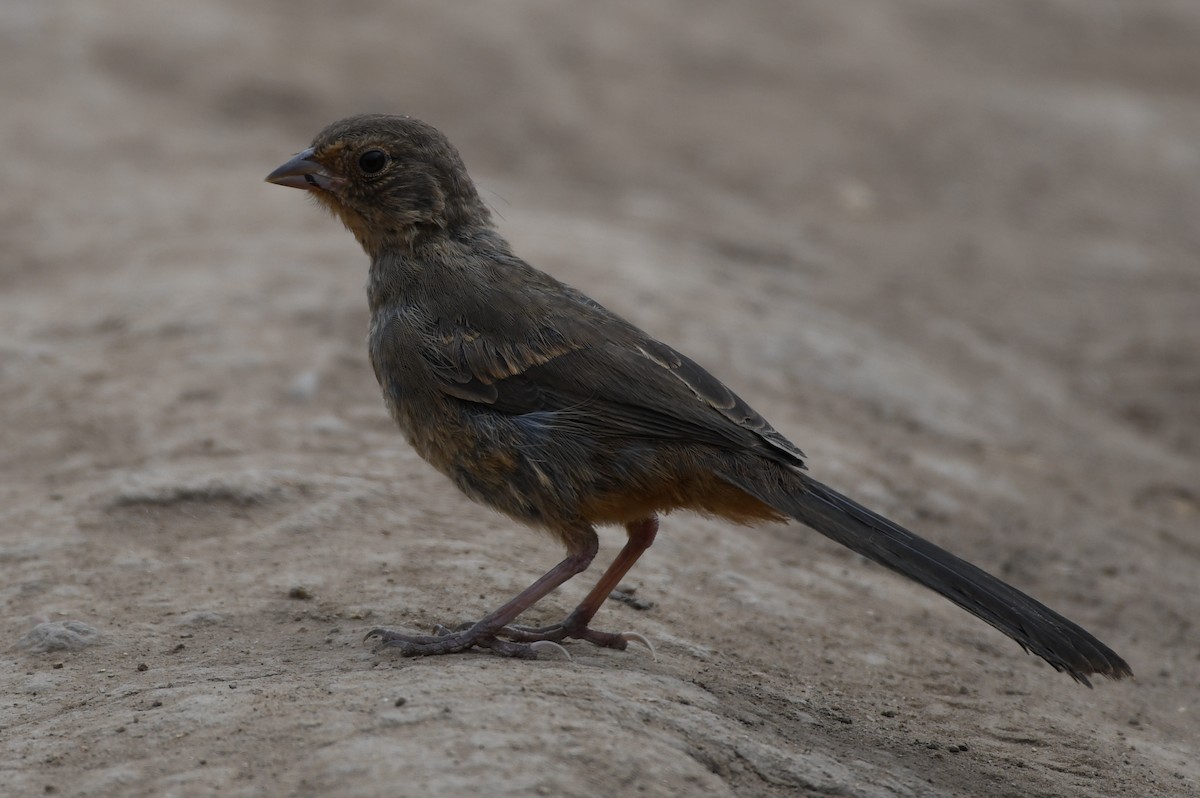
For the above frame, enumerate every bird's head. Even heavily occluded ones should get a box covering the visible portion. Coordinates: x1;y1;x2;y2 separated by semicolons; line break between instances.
266;114;490;254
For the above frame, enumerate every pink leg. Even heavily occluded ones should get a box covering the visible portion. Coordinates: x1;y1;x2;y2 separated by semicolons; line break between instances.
503;516;659;649
365;530;598;657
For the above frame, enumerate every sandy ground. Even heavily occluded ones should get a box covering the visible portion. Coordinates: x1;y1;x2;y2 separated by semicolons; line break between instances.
3;2;1198;796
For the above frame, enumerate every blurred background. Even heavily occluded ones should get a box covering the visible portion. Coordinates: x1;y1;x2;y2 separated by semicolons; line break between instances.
6;1;1198;450
3;2;1198;796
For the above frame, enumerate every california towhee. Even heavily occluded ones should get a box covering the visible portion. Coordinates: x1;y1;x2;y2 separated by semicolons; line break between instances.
267;114;1131;685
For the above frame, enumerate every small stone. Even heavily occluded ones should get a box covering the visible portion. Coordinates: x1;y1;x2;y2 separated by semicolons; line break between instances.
19;620;100;653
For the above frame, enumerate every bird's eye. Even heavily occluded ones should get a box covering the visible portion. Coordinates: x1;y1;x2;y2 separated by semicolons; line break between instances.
358;149;388;174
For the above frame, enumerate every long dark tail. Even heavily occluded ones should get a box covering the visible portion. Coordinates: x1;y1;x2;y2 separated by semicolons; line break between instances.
719;470;1132;686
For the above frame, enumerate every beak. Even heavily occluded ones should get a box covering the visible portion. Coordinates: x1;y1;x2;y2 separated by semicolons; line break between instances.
265;147;344;192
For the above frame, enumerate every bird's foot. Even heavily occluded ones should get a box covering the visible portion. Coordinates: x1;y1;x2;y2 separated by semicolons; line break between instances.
364;624;571;660
365;617;654;660
496;619;657;660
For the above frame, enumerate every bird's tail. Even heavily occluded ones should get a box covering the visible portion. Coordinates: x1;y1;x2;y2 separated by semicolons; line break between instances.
717;469;1132;686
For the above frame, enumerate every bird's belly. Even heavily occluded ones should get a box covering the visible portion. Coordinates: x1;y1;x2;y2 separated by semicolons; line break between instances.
373;372;784;533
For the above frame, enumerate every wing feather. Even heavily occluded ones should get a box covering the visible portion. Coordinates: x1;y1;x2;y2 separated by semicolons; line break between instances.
420;308;805;468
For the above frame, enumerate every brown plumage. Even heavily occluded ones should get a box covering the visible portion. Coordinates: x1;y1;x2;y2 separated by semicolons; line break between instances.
266;114;1132;685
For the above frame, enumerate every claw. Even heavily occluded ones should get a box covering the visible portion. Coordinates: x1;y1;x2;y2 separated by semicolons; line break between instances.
620;632;657;661
530;640;572;661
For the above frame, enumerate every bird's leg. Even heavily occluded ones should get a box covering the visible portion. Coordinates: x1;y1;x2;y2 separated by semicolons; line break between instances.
365;530;598;657
500;516;659;653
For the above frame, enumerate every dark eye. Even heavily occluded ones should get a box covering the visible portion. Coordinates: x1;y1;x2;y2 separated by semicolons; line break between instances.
358;149;388;174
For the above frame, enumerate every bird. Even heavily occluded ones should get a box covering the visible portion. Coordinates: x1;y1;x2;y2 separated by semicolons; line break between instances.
266;113;1132;686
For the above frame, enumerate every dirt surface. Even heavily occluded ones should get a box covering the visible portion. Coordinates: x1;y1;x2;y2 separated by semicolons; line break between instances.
3;2;1198;796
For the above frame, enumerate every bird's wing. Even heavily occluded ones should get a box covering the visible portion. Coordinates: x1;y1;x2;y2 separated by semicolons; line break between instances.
416;294;806;468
